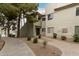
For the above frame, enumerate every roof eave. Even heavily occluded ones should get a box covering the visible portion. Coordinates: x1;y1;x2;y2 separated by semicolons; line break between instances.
54;3;79;11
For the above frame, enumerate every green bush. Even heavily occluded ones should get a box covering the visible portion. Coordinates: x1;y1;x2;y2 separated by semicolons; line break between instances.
53;33;57;39
61;36;67;40
0;34;1;39
73;34;79;42
43;40;47;48
27;37;31;41
33;37;38;43
38;34;41;39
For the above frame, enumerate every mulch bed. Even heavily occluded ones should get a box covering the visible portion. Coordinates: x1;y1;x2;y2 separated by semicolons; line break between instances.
0;40;5;51
23;39;62;56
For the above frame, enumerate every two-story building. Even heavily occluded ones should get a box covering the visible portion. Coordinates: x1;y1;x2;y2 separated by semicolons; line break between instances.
42;3;79;40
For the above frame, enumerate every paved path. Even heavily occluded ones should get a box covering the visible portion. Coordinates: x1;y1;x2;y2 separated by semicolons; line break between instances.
1;37;79;56
0;38;34;56
42;37;79;56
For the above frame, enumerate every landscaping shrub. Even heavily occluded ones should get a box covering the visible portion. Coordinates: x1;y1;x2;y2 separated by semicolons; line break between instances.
43;40;47;48
33;37;38;43
38;34;41;39
27;37;31;41
61;36;67;40
0;34;1;39
53;33;57;39
73;34;79;42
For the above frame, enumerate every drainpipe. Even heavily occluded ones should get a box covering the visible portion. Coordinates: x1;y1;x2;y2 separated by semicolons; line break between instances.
40;16;42;36
45;14;48;37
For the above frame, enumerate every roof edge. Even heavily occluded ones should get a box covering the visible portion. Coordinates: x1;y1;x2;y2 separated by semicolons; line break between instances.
54;3;79;11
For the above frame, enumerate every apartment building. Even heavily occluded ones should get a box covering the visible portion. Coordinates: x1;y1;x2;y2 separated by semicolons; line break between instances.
41;3;79;39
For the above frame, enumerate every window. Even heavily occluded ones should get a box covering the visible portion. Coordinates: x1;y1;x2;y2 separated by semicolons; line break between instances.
47;27;54;33
42;15;46;21
42;15;45;17
48;13;53;20
76;7;79;16
42;28;45;32
62;28;68;33
42;18;46;21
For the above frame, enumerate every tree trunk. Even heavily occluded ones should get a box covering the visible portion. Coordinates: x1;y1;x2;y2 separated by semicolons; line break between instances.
17;14;20;38
7;20;10;37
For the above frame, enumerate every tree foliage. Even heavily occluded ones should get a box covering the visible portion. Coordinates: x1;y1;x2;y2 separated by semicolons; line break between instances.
12;3;39;22
0;3;39;21
0;3;39;37
0;4;18;20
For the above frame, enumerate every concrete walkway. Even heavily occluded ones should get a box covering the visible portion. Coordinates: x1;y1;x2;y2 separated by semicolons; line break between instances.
0;38;34;56
42;37;79;56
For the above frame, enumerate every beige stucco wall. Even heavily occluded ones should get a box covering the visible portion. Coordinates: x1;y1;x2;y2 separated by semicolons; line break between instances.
53;5;79;38
41;21;46;28
45;3;57;14
45;4;56;37
45;5;79;39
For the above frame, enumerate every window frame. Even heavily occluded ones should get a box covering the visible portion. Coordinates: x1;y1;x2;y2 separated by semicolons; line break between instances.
62;28;68;33
48;13;53;20
42;15;46;21
47;27;54;33
76;7;79;16
42;28;46;32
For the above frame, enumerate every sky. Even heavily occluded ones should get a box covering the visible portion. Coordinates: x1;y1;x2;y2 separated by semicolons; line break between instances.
38;3;69;14
38;3;47;9
38;3;47;14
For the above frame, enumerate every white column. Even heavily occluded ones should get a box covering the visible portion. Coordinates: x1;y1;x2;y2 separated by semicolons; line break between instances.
45;14;48;36
40;18;42;35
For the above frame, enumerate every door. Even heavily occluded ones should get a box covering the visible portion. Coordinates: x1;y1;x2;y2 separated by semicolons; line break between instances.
75;26;79;36
36;28;40;35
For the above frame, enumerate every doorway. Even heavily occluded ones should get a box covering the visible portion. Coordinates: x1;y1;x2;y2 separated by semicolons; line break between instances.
36;28;40;35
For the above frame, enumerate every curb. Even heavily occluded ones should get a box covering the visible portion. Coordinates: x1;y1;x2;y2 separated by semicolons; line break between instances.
26;44;36;56
20;39;35;56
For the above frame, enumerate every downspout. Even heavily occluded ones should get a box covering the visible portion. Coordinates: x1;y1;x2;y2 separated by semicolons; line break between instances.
45;14;48;36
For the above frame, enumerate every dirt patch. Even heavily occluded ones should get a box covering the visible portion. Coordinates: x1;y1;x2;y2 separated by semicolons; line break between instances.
0;40;5;51
22;39;62;56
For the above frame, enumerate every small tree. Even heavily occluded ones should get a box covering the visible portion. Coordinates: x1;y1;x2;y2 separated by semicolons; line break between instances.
73;34;79;42
61;36;67;40
27;37;31;41
53;33;57;39
43;40;47;48
38;34;41;39
0;34;1;39
33;37;38;43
